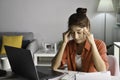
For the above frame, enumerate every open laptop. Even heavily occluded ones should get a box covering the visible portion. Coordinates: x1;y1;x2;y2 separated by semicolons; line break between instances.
5;46;63;80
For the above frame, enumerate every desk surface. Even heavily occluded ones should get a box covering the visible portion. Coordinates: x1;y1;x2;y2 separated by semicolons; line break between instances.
0;66;59;80
0;66;50;80
0;66;120;80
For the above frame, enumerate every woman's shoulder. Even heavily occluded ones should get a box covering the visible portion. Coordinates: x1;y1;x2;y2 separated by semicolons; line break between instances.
94;39;106;46
94;39;104;43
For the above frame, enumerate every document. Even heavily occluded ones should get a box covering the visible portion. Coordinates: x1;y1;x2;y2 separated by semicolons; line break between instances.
48;69;78;80
48;74;65;80
60;73;76;80
76;71;111;80
49;70;112;80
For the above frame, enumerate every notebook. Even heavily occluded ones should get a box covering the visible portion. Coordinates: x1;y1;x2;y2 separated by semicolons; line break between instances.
5;46;63;80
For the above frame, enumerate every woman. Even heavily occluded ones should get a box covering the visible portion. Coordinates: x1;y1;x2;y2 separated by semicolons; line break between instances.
52;8;109;72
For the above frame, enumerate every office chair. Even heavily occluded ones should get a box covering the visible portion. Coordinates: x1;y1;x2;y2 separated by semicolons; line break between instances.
107;55;120;76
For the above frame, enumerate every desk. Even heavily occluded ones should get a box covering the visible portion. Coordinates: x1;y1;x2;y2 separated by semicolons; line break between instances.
0;71;28;80
0;66;119;80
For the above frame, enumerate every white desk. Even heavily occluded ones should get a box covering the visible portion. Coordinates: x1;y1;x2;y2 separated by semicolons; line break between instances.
114;42;120;66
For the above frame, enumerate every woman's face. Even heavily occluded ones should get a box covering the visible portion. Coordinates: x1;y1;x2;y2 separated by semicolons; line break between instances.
70;25;89;44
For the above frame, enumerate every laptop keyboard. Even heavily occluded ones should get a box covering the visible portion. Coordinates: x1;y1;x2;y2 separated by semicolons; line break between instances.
37;71;47;78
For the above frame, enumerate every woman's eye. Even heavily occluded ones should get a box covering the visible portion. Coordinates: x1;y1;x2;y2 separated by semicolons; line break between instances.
77;32;81;34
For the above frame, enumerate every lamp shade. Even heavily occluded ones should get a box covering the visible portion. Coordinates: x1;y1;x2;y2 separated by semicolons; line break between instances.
97;0;114;12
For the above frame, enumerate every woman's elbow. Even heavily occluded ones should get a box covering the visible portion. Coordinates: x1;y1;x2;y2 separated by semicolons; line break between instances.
97;66;107;72
52;65;59;71
53;67;58;71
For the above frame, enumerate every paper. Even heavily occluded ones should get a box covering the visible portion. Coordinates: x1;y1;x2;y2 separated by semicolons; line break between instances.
76;71;111;80
60;73;76;80
111;76;120;80
49;70;112;80
48;74;66;80
55;69;78;74
48;69;78;80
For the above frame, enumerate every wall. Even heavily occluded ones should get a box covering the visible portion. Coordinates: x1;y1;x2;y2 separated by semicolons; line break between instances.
0;0;117;46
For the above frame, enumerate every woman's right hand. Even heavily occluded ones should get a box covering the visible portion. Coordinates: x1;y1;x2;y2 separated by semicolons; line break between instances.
52;30;71;71
63;30;71;44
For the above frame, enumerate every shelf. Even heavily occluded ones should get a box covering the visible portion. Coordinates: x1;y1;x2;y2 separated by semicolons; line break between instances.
33;50;56;66
37;64;51;66
34;53;56;57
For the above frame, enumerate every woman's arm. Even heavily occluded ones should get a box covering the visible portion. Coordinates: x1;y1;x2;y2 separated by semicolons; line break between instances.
52;30;71;71
83;28;106;71
52;42;67;71
91;41;107;71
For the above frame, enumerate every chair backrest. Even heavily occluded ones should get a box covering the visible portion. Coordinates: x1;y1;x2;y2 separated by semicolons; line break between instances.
107;55;120;76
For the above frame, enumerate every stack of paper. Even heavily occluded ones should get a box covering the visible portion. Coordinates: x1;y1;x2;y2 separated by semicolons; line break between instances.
49;70;112;80
76;71;111;80
48;70;78;80
60;73;76;80
48;74;65;80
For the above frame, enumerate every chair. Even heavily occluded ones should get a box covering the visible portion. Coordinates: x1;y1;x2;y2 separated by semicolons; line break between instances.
107;55;120;76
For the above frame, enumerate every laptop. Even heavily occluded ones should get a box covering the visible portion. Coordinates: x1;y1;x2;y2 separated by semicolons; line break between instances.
5;46;63;80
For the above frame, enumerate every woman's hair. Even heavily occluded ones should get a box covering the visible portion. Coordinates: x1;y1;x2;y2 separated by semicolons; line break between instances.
68;8;90;30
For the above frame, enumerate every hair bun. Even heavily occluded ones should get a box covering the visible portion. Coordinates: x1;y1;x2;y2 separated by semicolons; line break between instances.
76;8;87;14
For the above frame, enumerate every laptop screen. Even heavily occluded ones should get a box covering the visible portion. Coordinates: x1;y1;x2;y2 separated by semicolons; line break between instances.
5;46;39;80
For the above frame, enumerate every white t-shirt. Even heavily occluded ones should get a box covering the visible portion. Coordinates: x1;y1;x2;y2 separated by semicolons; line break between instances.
75;54;82;71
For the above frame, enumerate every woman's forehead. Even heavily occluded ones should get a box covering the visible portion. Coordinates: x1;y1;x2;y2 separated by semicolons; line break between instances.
71;25;84;29
71;25;83;30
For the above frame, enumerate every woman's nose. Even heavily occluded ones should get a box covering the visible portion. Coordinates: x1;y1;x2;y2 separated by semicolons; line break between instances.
74;32;79;39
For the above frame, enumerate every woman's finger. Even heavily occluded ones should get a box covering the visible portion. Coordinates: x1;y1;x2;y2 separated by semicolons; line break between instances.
83;27;90;36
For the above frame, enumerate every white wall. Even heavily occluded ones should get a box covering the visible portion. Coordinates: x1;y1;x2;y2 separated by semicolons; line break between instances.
0;0;117;45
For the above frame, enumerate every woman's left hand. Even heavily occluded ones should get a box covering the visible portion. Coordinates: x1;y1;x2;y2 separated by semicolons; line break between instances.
83;27;95;45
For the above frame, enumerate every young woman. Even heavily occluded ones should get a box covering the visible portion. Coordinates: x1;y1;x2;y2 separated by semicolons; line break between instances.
52;8;109;72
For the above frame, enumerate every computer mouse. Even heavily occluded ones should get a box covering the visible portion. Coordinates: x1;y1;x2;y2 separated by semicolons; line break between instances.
0;69;7;77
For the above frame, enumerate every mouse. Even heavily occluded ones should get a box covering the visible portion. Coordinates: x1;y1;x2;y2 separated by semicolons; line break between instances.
0;69;7;77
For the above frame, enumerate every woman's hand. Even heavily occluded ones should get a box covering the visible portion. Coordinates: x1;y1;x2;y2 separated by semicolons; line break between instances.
63;30;71;44
83;27;95;45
